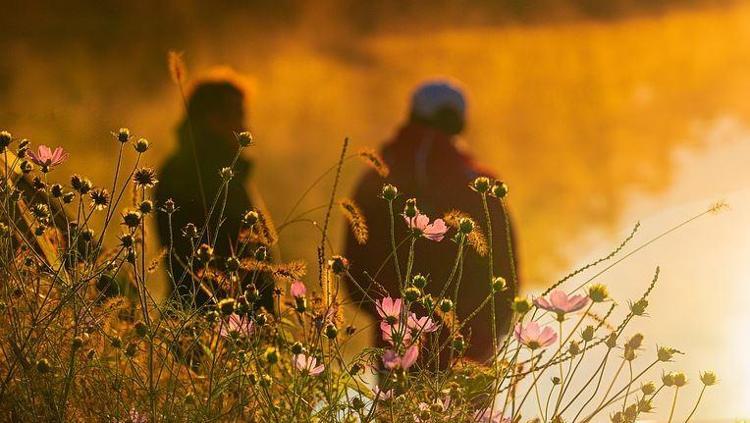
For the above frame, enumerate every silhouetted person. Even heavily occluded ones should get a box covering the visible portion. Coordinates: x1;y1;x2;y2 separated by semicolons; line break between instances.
344;80;520;364
156;70;274;311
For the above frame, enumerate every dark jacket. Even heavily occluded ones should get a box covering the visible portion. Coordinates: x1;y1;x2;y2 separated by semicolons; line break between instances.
155;123;274;310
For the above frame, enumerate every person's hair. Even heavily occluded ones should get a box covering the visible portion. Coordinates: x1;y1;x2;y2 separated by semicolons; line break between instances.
409;106;465;135
185;67;251;121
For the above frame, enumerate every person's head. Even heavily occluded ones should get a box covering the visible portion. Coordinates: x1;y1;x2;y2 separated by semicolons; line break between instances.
408;80;467;136
185;67;251;142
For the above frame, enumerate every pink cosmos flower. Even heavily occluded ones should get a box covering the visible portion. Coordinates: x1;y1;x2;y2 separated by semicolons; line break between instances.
534;289;590;316
407;313;440;334
514;321;558;350
373;386;394;401
220;314;254;338
294;353;325;376
290;280;307;298
125;408;148;423
474;407;511;423
380;321;413;346
404;213;448;242
382;345;419;370
376;297;402;323
28;145;68;172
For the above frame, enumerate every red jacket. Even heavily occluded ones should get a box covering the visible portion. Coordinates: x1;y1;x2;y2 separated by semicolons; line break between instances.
344;122;520;363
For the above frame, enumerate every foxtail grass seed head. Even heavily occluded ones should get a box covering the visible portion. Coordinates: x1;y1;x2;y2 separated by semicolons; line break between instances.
470;176;491;193
358;148;389;177
381;184;398;201
491;276;507;293
700;371;717;386
168;50;186;84
236;131;254;147
134;138;149;153
490;181;509;198
587;284;609;302
116;128;131;143
512;296;531;314
340;199;368;244
630;298;648;316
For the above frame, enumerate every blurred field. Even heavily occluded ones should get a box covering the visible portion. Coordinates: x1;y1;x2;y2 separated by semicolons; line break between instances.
3;1;750;290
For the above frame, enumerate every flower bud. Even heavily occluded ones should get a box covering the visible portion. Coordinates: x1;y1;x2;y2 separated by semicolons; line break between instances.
50;184;63;198
381;184;398;201
122;210;142;228
0;130;12;150
225;256;241;273
673;372;687;387
218;298;235;316
587;284;609;303
404;198;418;218
138;200;153;215
294;297;307;313
254;246;268;261
512;297;531;314
325;323;338;339
452;335;465;353
605;332;618;349
134;320;148;338
116;128;131;143
638;399;653;413
162;198;176;214
568;341;581;356
470;176;491;193
412;274;427;289
264;347;278;364
404;286;421;302
134;138;149;153
110;336;123;349
551;376;561;385
329;255;349;274
640;381;656;395
458;217;474;234
700;371;717;386
20;160;33;174
236;131;254;147
662;372;675;387
439;298;454;313
72;336;84;350
351;397;365;410
491;181;509;198
241;210;259;227
657;346;676;362
626;333;644;350
491;276;507;293
62;192;75;204
219;167;234;181
291;342;304;355
125;342;138;357
36;358;51;374
197;243;214;263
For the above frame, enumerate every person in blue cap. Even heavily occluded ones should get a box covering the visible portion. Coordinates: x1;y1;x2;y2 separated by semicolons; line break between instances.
344;79;520;365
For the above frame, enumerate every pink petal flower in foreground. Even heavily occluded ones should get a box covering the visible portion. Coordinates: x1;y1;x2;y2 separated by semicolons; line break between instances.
534;289;590;316
376;297;402;323
404;213;448;242
407;313;440;334
382;345;419;370
220;314;254;338
474;407;512;423
28;145;68;172
380;320;413;346
514;321;558;350
290;280;307;298
373;386;394;401
294;353;325;376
